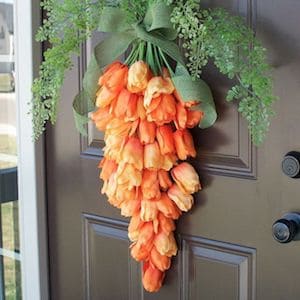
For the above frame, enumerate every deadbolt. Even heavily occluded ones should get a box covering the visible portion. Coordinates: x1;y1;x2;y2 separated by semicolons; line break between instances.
272;213;300;243
282;152;300;178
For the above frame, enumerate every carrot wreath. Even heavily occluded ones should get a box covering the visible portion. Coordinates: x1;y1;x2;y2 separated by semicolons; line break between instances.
92;61;202;291
33;0;276;293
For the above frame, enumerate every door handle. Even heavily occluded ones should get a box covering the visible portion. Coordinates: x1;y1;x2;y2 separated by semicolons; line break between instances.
272;213;300;243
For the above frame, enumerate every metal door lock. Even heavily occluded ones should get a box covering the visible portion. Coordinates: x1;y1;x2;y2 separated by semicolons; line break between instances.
282;151;300;178
272;213;300;243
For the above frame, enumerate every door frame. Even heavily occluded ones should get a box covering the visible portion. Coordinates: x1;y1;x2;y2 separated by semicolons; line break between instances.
15;0;49;299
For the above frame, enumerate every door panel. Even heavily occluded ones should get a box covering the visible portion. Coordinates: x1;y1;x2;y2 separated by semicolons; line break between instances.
46;0;300;299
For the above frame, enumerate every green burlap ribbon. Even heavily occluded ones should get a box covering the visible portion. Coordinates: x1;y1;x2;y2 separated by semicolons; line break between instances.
73;2;217;135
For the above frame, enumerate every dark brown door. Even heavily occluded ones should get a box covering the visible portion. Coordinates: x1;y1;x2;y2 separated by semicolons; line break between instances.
46;1;300;299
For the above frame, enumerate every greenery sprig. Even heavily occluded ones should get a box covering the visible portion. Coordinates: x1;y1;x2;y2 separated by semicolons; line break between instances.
168;0;276;144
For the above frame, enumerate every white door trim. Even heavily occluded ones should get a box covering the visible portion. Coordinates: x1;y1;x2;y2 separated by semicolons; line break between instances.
15;0;49;299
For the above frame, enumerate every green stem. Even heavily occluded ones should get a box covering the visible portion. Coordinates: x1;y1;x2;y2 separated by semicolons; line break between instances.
158;48;174;76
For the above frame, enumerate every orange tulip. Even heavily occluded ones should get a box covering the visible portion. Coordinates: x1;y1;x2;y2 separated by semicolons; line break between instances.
153;230;177;257
137;222;154;246
105;118;133;138
173;89;197;108
150;246;171;272
103;134;125;161
157;170;172;191
120;198;141;217
128;213;143;241
127;60;151;93
91;106;113;131
101;172;117;198
123;93;138;122
107;196;124;208
147;94;176;126
186;109;204;128
141;199;158;222
168;184;194;212
157;213;175;234
115;185;137;208
171;162;201;194
142;262;165;292
121;137;144;170
101;62;128;92
173;129;196;160
99;61;124;86
161;153;178;171
138;120;156;144
144;142;162;170
156;125;175;155
96;85;117;108
111;88;132;118
99;158;118;181
117;163;142;189
156;193;181;220
131;242;151;262
141;170;160;200
144;76;174;107
175;102;187;129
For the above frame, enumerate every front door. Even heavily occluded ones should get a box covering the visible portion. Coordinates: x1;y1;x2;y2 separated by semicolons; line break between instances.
46;1;300;299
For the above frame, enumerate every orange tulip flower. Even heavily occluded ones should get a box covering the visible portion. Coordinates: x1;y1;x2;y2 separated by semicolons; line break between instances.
144;142;162;170
186;109;204;128
161;153;178;171
127;60;151;93
141;199;158;222
131;242;151;262
150;246;171;272
99;158;118;181
137;222;154;246
128;213;143;242
101;62;128;92
141;170;160;200
157;213;175;234
156;193;181;220
168;184;194;212
116;163;142;190
147;94;176;126
157;170;172;191
153;230;177;257
121;137;144;170
120;198;141;217
173;89;198;108
115;185;137;208
101;172;117;198
105;118;133;138
156;125;175;155
171;162;201;194
111;88;132;118
175;102;187;129
103;134;125;161
91;106;113;131
123;93;139;121
99;61;124;86
138;120;156;144
173;129;196;160
142;262;165;293
144;76;174;107
96;85;118;108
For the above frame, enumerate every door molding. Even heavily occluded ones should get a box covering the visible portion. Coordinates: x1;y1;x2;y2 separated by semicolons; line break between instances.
15;1;49;299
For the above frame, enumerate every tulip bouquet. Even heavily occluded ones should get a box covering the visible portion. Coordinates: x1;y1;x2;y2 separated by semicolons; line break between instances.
91;59;202;291
33;0;276;293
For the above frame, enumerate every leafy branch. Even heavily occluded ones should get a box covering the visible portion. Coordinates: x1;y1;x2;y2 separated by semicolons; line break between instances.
32;0;105;139
168;0;277;145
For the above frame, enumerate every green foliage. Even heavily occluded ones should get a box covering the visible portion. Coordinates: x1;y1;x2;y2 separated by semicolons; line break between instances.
168;1;276;145
32;0;105;139
33;0;276;145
